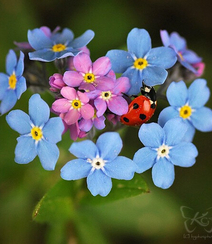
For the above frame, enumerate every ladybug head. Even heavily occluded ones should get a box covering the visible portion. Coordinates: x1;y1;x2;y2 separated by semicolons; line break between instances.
141;82;157;102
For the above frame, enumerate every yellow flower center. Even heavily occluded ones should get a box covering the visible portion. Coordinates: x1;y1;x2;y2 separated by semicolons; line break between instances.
101;91;112;101
133;58;148;70
84;73;96;83
71;99;82;109
31;126;43;141
8;73;17;89
179;105;192;119
52;43;66;52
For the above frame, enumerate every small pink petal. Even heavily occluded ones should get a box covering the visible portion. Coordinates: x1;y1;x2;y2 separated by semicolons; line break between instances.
114;77;131;94
94;98;107;117
95;77;115;91
52;98;70;113
64;109;80;125
63;71;83;87
94;116;106;130
92;56;111;76
81;104;94;120
77;91;89;104
73;53;92;73
61;87;76;100
79;118;93;132
108;96;128;115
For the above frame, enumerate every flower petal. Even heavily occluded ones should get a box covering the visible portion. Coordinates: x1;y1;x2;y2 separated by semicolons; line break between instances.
133;147;156;173
37;140;59;170
160;30;171;47
170;142;198;167
73;52;92;73
106;50;134;73
81;104;94;120
92;56;111;76
15;51;25;77
158;106;179;127
43;117;64;143
114;77;130;94
138;123;164;148
163;118;189;145
16;76;26;99
52;98;71;113
27;28;52;50
0;89;17;115
127;28;151;58
142;66;168;86
0;73;9;100
147;47;177;69
104;156;137;180
61;86;76;100
6;110;31;134
63;71;83;87
191;107;212;132
64;109;80;125
188;79;210;108
6;50;17;75
29;50;56;62
152;158;175;189
61;159;91;180
94;98;107;117
122;68;142;95
108;96;128;115
15;136;37;164
29;94;50;126
69;140;98;159
87;169;112;196
170;32;186;51
70;29;95;49
166;81;188;107
96;132;122;161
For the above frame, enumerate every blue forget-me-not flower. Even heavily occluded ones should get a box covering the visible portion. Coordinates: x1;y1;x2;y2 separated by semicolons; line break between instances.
6;94;64;170
0;50;26;115
133;118;198;189
158;79;212;142
61;132;138;197
28;27;95;62
106;28;177;95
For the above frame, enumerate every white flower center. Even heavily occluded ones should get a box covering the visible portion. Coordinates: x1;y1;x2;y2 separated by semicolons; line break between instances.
87;156;105;170
157;144;172;159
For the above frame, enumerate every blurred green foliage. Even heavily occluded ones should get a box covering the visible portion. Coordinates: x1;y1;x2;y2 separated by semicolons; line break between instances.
0;0;212;243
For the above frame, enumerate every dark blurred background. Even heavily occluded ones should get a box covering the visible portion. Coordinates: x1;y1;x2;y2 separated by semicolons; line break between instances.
0;0;212;243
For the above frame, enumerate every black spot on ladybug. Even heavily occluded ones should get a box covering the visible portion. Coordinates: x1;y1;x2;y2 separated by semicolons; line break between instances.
123;117;130;123
151;103;156;109
133;103;139;109
139;114;146;120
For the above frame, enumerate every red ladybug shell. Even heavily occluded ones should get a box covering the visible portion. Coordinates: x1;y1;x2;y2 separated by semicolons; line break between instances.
120;95;157;126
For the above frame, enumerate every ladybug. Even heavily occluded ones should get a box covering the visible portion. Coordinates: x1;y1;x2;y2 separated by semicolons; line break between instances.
120;84;157;126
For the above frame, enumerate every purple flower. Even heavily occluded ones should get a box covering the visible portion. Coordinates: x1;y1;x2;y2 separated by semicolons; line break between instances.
49;73;66;93
0;50;26;115
106;28;177;95
79;113;106;132
88;76;130;117
160;30;203;75
28;27;95;62
63;53;114;91
52;87;94;125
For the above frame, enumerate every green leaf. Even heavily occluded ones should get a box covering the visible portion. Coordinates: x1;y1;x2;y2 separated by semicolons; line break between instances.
78;174;149;206
32;180;77;223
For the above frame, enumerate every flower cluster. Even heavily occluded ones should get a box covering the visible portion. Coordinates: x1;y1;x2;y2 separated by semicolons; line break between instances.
1;26;212;196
